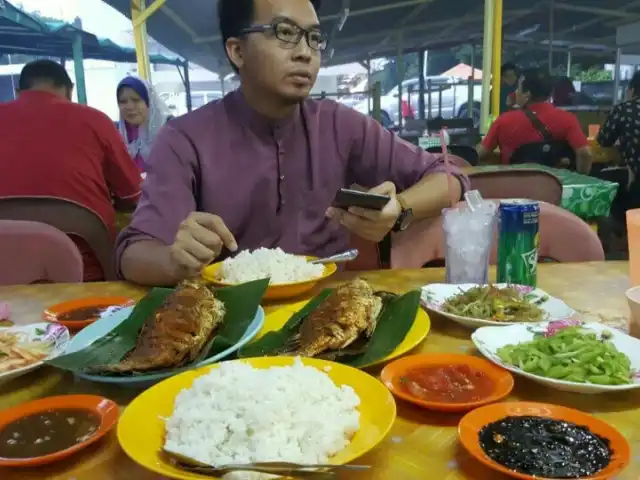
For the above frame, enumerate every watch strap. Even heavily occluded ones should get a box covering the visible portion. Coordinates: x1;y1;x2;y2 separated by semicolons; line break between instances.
396;194;409;211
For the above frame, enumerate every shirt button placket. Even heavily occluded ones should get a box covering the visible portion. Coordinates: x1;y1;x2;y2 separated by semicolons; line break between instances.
277;140;285;207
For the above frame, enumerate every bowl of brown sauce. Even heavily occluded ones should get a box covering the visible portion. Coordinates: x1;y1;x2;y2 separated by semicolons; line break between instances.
43;296;135;330
0;394;118;467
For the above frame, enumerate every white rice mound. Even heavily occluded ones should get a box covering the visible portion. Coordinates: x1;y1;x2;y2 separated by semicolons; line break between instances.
164;359;361;480
219;248;325;284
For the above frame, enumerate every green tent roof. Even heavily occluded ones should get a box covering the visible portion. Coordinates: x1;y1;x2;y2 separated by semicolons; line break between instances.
0;0;182;65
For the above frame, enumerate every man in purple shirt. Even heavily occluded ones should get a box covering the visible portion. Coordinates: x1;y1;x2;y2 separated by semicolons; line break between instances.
116;0;468;286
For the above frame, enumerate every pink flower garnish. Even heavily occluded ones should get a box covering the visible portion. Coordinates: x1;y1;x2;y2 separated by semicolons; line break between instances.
544;319;582;337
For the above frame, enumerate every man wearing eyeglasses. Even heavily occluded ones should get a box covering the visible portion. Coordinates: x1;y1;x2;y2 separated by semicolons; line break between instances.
116;0;469;286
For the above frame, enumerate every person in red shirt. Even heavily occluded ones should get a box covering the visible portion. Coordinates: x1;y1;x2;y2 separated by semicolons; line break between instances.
478;68;592;174
0;60;142;281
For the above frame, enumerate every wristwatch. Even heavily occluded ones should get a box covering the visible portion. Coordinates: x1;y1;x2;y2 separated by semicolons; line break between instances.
392;195;414;232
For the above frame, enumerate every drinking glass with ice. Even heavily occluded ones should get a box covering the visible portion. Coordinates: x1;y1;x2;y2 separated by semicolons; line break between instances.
443;194;496;284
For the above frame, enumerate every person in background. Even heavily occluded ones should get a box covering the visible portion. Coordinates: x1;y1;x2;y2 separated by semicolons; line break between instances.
116;0;469;287
500;62;518;113
552;76;577;107
0;60;142;281
478;68;592;174
116;76;171;171
597;71;640;226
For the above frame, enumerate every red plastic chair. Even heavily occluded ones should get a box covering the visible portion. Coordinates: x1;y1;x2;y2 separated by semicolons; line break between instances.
0;196;116;280
0;220;83;284
390;200;604;268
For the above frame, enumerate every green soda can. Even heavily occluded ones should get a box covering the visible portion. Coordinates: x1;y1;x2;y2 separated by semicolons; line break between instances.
496;199;540;286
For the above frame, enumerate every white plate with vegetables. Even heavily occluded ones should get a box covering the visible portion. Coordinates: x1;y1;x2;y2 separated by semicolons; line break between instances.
420;283;575;329
0;323;70;385
472;320;640;394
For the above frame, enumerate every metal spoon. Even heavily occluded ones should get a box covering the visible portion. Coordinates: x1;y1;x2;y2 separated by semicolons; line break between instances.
163;448;369;477
310;249;359;265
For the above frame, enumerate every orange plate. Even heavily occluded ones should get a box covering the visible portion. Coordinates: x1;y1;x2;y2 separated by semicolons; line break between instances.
380;353;514;412
0;394;119;467
202;259;337;301
43;296;134;330
458;401;631;480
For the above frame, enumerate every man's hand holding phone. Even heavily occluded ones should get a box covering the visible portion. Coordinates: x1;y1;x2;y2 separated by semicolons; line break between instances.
326;182;403;242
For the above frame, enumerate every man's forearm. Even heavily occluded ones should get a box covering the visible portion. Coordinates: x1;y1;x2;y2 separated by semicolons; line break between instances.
120;240;182;286
397;172;463;220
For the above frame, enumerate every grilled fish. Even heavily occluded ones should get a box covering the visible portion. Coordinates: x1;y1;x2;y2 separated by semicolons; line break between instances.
97;279;225;373
292;278;382;357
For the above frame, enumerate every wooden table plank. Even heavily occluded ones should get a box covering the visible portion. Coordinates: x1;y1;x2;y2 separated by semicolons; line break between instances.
0;262;638;480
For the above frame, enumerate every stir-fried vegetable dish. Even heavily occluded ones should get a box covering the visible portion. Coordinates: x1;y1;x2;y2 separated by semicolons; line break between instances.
497;327;633;385
442;285;546;322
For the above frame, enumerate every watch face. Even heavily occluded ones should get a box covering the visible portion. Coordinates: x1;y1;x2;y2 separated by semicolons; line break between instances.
399;209;414;231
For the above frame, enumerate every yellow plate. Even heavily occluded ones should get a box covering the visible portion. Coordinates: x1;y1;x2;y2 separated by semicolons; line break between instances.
117;357;397;480
252;299;431;367
202;258;337;301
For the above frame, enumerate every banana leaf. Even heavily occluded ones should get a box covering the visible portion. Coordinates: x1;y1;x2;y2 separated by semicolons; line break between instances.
47;278;269;374
238;288;420;367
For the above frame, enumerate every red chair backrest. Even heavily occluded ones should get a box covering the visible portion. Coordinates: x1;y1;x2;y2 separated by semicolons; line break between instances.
0;220;83;284
0;196;116;279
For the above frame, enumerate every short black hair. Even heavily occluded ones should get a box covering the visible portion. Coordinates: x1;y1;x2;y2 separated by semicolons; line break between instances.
520;68;553;102
629;71;640;97
217;0;322;72
18;59;73;91
501;62;517;75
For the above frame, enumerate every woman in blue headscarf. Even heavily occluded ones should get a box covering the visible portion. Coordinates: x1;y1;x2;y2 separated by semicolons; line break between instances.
116;76;170;171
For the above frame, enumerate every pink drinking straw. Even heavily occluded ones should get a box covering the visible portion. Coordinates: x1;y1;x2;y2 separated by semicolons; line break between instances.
439;128;457;207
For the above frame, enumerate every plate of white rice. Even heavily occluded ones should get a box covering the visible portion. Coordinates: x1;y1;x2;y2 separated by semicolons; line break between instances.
202;248;337;300
117;356;396;480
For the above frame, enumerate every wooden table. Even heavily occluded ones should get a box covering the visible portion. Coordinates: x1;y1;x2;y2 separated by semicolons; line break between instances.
1;262;639;480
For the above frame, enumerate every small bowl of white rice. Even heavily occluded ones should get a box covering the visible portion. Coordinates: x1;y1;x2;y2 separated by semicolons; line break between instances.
202;248;337;300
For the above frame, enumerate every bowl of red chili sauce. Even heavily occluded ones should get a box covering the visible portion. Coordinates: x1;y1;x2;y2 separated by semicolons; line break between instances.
380;353;514;412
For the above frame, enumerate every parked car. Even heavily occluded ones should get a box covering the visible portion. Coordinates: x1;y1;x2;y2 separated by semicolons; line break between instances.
352;76;483;127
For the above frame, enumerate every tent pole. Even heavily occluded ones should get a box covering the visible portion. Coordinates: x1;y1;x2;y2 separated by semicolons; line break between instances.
480;0;494;134
366;56;371;114
490;0;503;120
72;17;87;105
132;0;165;27
548;0;554;73
131;0;152;80
396;31;404;131
418;48;426;120
469;43;476;119
613;47;622;105
183;60;192;112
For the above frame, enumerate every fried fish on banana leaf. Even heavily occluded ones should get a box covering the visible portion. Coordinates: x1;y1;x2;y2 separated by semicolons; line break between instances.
290;278;383;357
95;280;225;373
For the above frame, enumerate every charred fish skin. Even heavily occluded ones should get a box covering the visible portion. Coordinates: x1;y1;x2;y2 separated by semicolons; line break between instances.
294;279;382;357
95;280;225;373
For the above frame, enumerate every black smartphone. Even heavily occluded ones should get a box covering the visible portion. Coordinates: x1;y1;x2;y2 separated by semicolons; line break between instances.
332;188;391;211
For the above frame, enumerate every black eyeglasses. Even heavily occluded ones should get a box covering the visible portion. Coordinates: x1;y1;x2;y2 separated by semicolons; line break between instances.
240;20;327;52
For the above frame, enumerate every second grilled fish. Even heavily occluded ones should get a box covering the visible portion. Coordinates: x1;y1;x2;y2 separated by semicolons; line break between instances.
291;278;382;357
